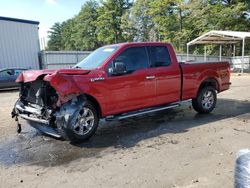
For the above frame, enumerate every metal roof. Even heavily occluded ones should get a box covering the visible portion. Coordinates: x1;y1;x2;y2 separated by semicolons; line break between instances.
0;16;39;25
187;30;250;46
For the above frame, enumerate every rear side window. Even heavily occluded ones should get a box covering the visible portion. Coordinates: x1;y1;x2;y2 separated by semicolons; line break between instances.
148;46;171;67
114;47;149;73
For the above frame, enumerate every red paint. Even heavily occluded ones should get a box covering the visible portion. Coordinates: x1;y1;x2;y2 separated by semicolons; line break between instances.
16;42;230;117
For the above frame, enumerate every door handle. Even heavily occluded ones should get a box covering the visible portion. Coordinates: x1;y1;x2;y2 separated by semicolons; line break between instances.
146;76;155;80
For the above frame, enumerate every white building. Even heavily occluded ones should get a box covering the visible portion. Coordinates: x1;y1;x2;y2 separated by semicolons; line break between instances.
0;16;40;69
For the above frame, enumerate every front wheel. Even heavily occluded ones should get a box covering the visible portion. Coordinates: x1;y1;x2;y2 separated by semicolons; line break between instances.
192;86;217;114
62;101;99;143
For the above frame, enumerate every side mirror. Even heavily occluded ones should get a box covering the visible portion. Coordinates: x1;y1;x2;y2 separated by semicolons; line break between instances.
111;62;127;75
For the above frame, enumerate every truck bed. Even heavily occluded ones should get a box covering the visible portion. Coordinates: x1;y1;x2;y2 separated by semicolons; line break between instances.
180;61;230;100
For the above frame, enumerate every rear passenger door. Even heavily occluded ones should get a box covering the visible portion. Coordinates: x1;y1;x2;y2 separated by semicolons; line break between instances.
148;46;181;105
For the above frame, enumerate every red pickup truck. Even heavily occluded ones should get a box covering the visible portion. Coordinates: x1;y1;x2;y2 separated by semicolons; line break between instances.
12;42;230;142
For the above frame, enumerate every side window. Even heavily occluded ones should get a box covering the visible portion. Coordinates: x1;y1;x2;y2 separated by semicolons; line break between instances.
14;69;23;75
148;46;171;67
0;70;14;77
113;47;149;73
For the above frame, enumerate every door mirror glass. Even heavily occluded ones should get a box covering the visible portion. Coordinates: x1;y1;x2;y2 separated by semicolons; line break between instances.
110;62;127;75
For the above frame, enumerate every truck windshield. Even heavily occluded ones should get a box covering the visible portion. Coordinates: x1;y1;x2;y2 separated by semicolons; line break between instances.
74;46;119;69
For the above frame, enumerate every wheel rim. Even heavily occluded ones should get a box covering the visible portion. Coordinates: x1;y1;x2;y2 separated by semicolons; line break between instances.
201;90;214;110
73;107;95;136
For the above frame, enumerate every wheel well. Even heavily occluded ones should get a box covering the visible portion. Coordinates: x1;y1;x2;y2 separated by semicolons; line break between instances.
198;78;219;92
84;94;102;118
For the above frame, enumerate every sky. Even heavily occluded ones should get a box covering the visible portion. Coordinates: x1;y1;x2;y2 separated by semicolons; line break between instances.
1;0;87;42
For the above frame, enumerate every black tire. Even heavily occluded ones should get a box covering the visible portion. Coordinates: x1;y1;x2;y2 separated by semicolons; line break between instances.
62;101;99;143
192;86;217;114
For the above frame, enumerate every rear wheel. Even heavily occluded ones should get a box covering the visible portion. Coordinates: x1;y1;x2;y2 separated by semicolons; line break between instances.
63;101;99;143
192;86;217;113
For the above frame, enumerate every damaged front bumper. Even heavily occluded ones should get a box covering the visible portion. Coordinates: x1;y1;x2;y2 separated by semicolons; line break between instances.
12;100;62;138
12;97;86;139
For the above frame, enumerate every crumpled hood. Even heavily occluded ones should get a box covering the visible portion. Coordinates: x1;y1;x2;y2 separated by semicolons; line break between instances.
16;69;91;83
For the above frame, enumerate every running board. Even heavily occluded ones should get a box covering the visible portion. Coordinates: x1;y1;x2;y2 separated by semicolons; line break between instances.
106;102;181;121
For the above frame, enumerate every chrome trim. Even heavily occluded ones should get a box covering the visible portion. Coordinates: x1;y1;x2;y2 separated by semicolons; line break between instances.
90;77;105;82
16;101;41;115
146;76;155;80
106;100;192;121
181;99;192;103
118;104;180;120
19;114;49;125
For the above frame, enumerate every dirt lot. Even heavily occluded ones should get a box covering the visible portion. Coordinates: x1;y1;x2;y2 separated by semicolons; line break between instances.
0;75;250;188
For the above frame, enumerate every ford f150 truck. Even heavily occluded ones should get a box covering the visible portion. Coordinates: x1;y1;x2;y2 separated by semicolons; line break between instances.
12;42;231;142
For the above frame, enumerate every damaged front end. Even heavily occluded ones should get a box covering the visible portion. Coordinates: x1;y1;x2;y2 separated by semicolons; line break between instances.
12;80;59;137
12;77;86;139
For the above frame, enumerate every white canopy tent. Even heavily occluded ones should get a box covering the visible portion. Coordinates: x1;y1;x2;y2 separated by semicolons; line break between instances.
187;30;250;72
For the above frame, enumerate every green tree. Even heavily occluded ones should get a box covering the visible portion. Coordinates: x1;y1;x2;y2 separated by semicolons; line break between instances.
128;0;153;42
46;0;250;54
148;0;187;51
61;19;77;50
120;9;137;42
96;0;131;44
47;22;63;50
186;0;250;55
73;0;100;50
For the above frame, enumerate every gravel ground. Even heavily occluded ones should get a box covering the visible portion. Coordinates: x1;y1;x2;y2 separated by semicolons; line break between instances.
0;75;250;188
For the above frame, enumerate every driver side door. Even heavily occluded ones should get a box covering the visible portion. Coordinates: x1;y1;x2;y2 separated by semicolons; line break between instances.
105;46;156;115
